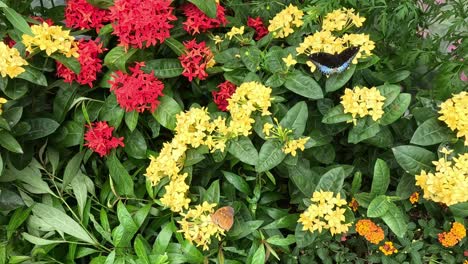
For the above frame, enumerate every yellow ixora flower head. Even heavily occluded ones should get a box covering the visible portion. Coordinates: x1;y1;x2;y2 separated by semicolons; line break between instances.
226;26;245;40
415;152;468;206
298;190;352;235
438;91;468;145
262;119;309;156
160;173;191;213
268;4;304;38
178;202;225;250
322;8;366;32
340;86;386;125
282;54;297;68
0;42;28;78
22;22;79;58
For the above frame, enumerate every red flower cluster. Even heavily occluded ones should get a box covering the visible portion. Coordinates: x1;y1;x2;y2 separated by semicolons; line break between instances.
179;40;214;82
65;0;111;31
84;121;124;157
212;81;236;111
109;0;177;49
30;16;54;26
109;62;164;113
56;39;105;87
247;17;268;40
181;3;227;35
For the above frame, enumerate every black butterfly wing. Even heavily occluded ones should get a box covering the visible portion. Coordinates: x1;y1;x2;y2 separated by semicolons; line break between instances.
337;46;360;65
309;52;343;68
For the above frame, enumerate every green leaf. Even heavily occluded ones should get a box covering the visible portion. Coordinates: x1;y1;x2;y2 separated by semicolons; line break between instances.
351;172;362;194
280;101;308;136
256;140;287;172
53;82;78;123
227;136;258;166
295;223;317;248
32;203;96;244
123;129;147;159
0;130;23;153
106;152;134;196
0;187;24;211
315;167;345;193
134;235;151;264
376;84;401;108
396;173;415;200
266;235;296;246
381;202;407;238
411;118;453;146
203;180;220;203
229;220;263;240
51;53;81;74
449;202;468;218
62;151;84;190
2;7;32;35
380;93;411;125
100;94;125;128
367;195;391;217
371;159;390;195
104;46;137;72
325;64;356;92
310;144;335;164
222;171;251;195
152;96;182;130
251;244;265;264
124;111;139;132
17;66;48;86
322;105;352;124
262;214;298;230
152;223;173;255
71;173;87;218
240;46;262;72
143;59;184;78
164;37;185;56
188;0;217;18
264;48;287;73
23;118;60;140
348;118;381;144
392;145;436;175
284;70;323;99
7;207;31;239
287;160;318;197
21;233;66;245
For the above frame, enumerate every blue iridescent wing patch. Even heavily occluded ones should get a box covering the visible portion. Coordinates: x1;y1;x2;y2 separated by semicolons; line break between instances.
309;46;360;75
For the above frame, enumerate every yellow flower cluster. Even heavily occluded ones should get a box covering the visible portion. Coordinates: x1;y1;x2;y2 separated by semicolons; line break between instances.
0;42;28;78
268;4;304;38
438;91;468;145
178;202;225;250
146;82;272;212
22;22;79;58
379;241;398;256
282;54;297;68
296;9;374;72
160;173;191;212
227;81;272;137
415;152;468;206
0;98;7;115
340;86;386;124
322;8;366;32
226;26;244;40
262;120;309;156
298;190;352;235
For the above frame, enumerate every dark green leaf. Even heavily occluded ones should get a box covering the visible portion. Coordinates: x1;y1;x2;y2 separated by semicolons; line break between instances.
284;70;323;99
256;140;287;172
280;101;308;136
2;7;32;35
104;47;137;72
51;53;81;74
143;59;184;78
322;105;352;124
411;118;453;146
124;111;139;132
0;130;23;153
0;187;24;211
62;151;84;190
227;136;258;166
17;66;48;86
371;159;390;195
392;145;436;175
367;195;391;217
152;96;182;130
240;46;262;72
315;167;345;193
222;171;251;195
23;118;59;140
124;129;147;159
325;64;356;92
106;153;134;196
380;93;411;125
381;202;407;238
188;0;217;18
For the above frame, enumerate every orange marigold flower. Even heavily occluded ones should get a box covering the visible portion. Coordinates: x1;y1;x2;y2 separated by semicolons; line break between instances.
355;219;385;244
349;198;359;212
379;241;398;256
409;192;420;204
451;222;466;240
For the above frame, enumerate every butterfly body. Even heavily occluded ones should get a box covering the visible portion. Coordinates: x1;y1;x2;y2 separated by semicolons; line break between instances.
211;206;234;231
309;46;360;75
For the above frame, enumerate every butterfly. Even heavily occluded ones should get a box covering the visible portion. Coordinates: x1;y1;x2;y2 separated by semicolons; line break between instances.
309;46;360;75
211;206;234;231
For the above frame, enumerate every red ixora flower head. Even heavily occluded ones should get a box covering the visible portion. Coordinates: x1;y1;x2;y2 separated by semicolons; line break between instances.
84;121;124;157
109;62;165;113
179;39;214;81
212;80;236;111
30;16;54;26
247;16;268;40
56;39;105;87
181;3;227;35
109;0;177;49
65;0;111;31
